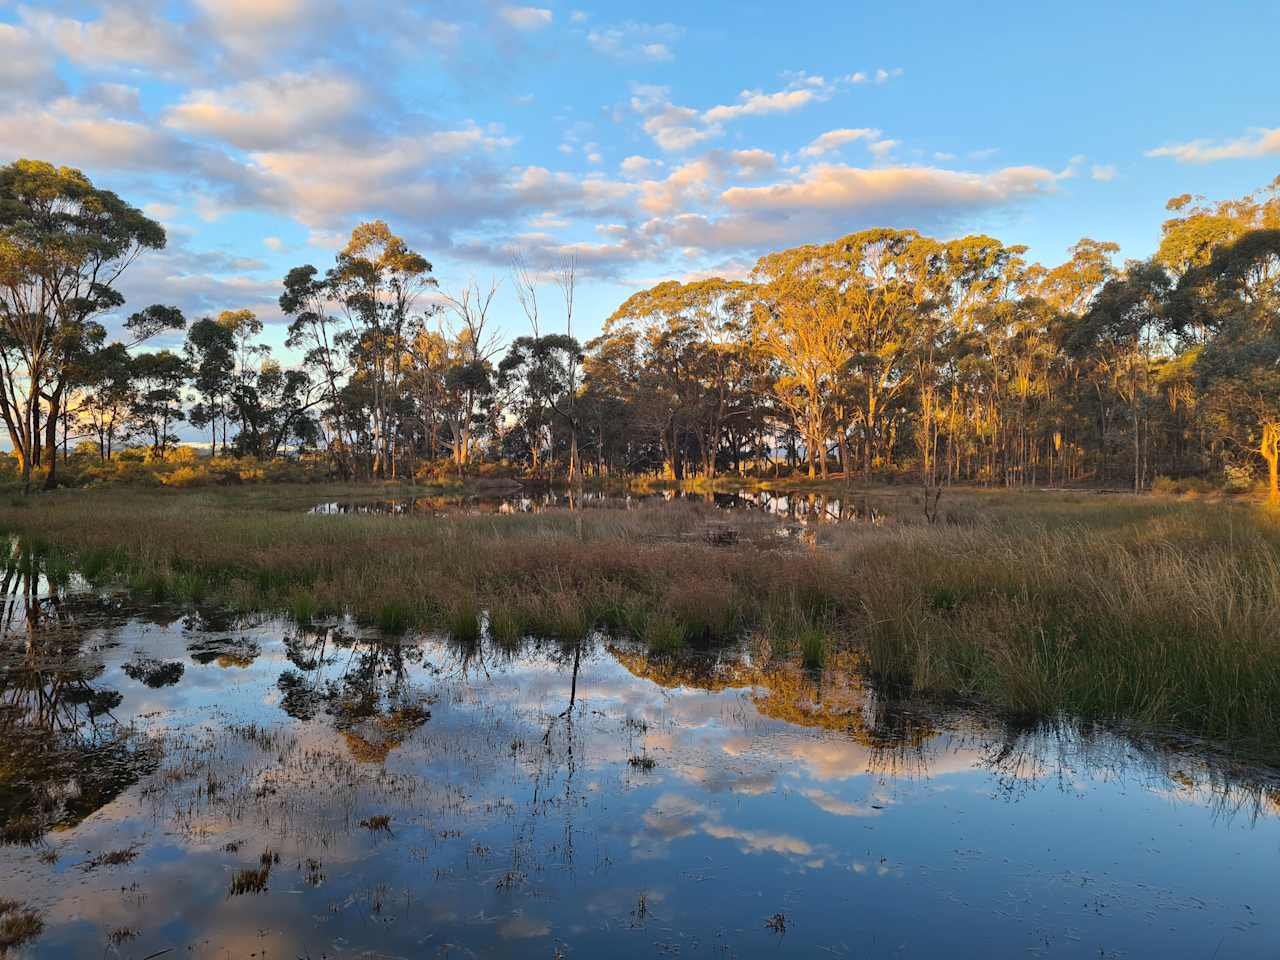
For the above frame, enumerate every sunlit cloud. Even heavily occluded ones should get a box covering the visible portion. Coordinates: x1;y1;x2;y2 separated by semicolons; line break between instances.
1146;127;1280;163
798;128;881;158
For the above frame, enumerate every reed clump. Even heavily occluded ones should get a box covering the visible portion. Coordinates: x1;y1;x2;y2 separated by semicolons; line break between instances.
5;484;1279;752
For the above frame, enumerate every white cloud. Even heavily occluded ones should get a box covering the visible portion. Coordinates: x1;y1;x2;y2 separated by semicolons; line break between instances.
799;128;881;158
499;6;552;31
165;71;367;150
21;4;192;70
868;138;900;160
635;161;1067;256
0;23;62;101
631;85;720;152
721;163;1062;214
620;155;660;179
731;149;778;178
1146;127;1280;164
634;74;871;153
82;82;142;115
1090;163;1117;182
192;0;316;55
586;21;681;61
704;87;821;124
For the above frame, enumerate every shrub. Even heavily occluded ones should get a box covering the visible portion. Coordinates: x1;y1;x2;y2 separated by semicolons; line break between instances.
160;466;210;488
1223;463;1257;495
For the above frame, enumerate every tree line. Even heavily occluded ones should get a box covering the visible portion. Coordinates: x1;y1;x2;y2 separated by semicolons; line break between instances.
2;158;1277;501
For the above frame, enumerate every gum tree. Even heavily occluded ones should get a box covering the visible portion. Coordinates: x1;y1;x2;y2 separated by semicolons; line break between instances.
0;160;168;491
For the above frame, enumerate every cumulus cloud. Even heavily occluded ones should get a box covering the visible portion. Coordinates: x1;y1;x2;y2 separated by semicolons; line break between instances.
722;163;1062;214
1146;127;1280;163
798;128;881;158
868;138;900;160
630;85;720;152
703;87;821;123
21;3;193;70
634;74;869;153
1090;164;1117;182
0;22;63;101
164;71;367;150
634;161;1066;257
620;155;660;179
191;0;320;57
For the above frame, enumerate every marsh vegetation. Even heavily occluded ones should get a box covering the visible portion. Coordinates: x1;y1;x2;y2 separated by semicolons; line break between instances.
4;484;1280;755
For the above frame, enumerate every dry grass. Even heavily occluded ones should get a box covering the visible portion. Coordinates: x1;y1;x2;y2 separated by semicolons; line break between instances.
5;484;1280;752
0;900;42;953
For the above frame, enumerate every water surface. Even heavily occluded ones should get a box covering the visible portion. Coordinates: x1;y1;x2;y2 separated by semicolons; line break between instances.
2;560;1277;958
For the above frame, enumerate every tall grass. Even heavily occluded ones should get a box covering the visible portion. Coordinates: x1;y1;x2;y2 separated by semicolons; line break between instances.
4;484;1279;752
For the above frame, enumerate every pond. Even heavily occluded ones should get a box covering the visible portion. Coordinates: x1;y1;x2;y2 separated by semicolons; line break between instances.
2;556;1277;957
309;488;886;525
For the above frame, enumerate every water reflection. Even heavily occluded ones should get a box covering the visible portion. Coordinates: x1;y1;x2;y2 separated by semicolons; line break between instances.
0;557;1276;957
309;488;886;526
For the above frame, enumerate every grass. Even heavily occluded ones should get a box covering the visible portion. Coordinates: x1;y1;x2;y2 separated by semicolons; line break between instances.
0;900;42;953
4;483;1280;754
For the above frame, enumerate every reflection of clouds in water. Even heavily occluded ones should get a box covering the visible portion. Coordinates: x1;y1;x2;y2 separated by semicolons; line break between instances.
702;821;815;858
641;792;706;842
798;786;887;817
498;912;551;939
637;791;826;867
677;764;777;796
9;605;1280;957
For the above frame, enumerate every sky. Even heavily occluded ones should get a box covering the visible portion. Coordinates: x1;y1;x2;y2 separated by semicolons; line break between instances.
3;0;1280;355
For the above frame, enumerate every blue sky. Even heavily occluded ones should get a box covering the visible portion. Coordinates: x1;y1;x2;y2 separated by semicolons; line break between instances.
3;0;1279;354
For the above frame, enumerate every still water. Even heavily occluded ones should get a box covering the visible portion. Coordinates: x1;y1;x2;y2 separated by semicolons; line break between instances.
2;562;1277;958
310;489;883;525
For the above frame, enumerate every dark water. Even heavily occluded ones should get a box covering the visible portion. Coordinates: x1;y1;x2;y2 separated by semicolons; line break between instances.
2;557;1278;958
310;489;881;525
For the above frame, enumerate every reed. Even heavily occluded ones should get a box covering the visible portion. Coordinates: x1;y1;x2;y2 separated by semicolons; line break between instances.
5;484;1279;750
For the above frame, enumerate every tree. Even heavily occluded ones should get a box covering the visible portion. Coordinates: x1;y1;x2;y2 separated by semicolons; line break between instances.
79;342;135;461
0;159;166;491
128;350;189;454
437;280;501;473
1074;261;1170;492
280;222;435;478
1174;229;1280;503
185;317;237;454
753;229;939;481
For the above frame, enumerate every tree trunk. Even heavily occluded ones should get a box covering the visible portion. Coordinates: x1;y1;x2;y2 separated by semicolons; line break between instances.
1263;423;1279;506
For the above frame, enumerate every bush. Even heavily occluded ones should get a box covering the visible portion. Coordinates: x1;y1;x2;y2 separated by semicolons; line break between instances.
1152;475;1217;497
1223;463;1257;495
159;465;210;488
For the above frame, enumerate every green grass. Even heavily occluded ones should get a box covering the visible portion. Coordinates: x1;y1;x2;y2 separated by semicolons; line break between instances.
4;483;1280;754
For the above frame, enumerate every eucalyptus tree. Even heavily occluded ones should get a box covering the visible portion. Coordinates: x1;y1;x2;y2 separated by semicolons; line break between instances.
79;342;135;460
0;159;168;490
128;350;189;455
437;280;502;473
1074;261;1171;492
1172;228;1280;502
280;221;434;478
185;316;237;453
753;229;941;481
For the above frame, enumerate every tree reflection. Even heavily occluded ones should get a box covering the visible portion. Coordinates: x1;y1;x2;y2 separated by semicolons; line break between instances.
277;623;433;761
0;543;157;845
